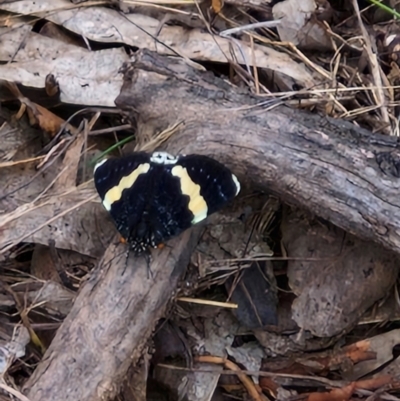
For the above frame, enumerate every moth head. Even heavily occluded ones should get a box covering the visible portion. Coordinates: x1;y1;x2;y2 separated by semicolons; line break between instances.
150;152;178;165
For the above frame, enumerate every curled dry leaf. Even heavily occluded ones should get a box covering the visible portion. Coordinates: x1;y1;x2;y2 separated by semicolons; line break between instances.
2;80;76;138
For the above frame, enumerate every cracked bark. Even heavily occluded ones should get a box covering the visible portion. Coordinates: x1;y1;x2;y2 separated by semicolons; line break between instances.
116;49;400;254
23;229;201;401
22;48;400;401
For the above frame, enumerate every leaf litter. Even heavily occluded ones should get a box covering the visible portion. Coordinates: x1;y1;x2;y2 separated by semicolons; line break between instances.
1;1;400;401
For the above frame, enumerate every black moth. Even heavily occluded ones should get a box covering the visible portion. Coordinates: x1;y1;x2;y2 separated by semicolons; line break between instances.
94;151;240;254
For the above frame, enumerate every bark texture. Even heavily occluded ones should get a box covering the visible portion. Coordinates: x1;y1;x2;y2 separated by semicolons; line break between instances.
23;48;400;400
24;229;200;401
116;49;400;254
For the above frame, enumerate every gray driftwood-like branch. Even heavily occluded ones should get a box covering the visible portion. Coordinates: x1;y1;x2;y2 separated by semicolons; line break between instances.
116;49;400;254
23;230;200;401
23;49;400;400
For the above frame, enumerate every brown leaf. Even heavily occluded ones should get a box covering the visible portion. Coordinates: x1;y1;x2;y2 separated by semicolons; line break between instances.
2;80;76;137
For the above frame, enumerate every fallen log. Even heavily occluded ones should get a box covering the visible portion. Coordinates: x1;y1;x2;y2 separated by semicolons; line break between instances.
23;48;400;400
115;49;400;255
23;229;201;401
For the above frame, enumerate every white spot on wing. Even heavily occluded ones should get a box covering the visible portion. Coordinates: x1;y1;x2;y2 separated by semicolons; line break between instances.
94;158;108;173
232;174;241;195
150;151;178;165
102;200;112;211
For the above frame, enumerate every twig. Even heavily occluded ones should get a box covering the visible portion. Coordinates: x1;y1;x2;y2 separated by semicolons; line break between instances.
220;20;281;37
352;0;391;133
0;382;31;401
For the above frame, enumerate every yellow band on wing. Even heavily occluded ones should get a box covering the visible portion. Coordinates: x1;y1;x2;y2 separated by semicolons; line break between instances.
102;163;151;211
171;165;208;224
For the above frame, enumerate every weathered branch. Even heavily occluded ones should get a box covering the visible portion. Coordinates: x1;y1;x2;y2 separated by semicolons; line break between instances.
116;49;400;254
23;48;400;400
23;229;201;401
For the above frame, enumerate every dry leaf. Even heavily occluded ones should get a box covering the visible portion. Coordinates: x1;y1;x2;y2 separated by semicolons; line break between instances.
281;208;399;337
273;0;333;51
1;2;319;93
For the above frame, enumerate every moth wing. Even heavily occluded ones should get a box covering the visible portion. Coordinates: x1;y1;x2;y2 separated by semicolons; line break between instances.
147;167;195;244
176;155;240;218
93;152;150;240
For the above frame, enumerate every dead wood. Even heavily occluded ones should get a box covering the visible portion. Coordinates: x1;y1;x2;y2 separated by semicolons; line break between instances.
23;228;201;401
116;49;400;255
20;48;400;400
